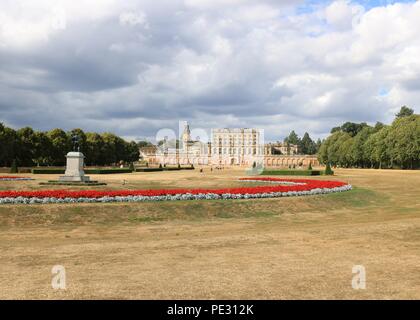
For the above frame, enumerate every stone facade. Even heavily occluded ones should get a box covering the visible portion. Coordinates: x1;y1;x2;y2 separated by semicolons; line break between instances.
210;128;264;166
139;123;319;168
265;142;299;155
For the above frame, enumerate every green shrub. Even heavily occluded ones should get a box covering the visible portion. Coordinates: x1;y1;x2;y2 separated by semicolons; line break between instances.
10;159;18;173
325;163;334;175
84;168;132;174
32;167;132;174
163;167;181;171
135;167;164;172
308;162;313;170
129;162;135;172
32;168;65;174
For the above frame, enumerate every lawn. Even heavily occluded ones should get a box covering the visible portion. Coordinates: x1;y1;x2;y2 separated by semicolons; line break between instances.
0;168;418;299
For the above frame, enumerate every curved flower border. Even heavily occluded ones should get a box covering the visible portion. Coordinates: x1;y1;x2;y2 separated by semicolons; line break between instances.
0;177;351;204
0;176;34;181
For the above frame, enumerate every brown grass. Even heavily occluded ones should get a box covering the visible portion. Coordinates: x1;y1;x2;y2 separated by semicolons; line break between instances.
0;168;419;299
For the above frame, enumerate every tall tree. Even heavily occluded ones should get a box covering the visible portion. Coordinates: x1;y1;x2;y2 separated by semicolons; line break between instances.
395;106;414;119
85;132;105;166
137;140;153;148
351;126;375;167
125;141;140;163
0;123;19;166
284;130;300;145
300;132;317;154
16;127;37;166
33;131;52;166
47;128;71;165
389;115;420;169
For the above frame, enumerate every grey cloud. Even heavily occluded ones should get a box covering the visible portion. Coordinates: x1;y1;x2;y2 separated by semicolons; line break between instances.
0;0;419;142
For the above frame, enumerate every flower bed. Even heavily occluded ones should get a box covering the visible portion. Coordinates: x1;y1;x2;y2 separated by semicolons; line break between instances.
0;177;351;204
0;176;34;181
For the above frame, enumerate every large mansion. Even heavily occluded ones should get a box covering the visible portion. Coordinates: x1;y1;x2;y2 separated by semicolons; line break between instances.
140;123;319;168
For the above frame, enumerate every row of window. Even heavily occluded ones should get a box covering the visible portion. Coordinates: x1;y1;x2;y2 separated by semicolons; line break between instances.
213;148;261;155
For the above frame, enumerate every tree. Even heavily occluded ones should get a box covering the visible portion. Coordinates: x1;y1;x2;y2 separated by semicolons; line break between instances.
330;126;341;134
351;126;375;168
325;162;334;175
16;127;37;166
0;124;148;168
47;128;71;165
316;138;322;152
129;162;135;171
337;134;354;167
101;133;118;165
389;115;420;169
10;159;18;173
0;123;19;167
319;111;419;169
374;121;385;132
85;132;105;166
33;131;53;166
284;130;300;145
395;106;414;119
125;141;140;163
341;122;368;137
317;131;350;166
137;140;153;148
300;132;317;154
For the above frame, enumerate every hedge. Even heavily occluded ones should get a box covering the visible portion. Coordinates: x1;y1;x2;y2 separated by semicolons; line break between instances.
136;168;164;172
32;168;132;174
32;168;65;174
136;166;195;172
85;168;132;174
261;170;321;176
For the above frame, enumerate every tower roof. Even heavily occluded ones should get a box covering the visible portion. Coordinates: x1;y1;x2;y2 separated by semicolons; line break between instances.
183;123;191;135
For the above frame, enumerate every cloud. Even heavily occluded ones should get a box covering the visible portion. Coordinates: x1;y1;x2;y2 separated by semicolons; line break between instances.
119;11;148;27
0;0;419;142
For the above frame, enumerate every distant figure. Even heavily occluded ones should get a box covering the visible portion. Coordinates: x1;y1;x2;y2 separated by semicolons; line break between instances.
200;168;203;173
122;180;127;185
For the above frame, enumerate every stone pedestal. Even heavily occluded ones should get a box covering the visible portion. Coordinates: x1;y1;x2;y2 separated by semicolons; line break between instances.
59;152;90;182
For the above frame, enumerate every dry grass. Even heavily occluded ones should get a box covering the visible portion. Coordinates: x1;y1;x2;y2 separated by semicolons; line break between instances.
0;168;419;299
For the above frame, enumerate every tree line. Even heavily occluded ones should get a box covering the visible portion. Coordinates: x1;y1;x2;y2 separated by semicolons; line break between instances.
0;124;140;167
318;106;420;169
282;131;321;155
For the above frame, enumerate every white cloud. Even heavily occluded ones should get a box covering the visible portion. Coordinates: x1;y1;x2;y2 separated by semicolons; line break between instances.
0;0;419;141
119;11;148;27
325;0;364;30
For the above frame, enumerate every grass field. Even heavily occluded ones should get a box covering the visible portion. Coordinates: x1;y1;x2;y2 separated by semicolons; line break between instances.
0;168;419;299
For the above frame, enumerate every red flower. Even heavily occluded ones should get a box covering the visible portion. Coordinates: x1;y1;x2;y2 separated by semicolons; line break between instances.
0;177;348;199
0;176;31;179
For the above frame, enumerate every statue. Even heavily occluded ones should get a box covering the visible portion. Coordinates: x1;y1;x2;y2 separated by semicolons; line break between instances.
58;133;89;182
71;133;80;152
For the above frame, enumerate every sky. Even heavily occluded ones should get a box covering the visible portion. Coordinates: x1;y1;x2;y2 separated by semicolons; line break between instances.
0;0;419;142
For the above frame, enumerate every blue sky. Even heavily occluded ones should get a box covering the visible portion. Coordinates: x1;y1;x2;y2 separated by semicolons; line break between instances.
298;0;415;13
355;0;415;8
0;0;419;142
